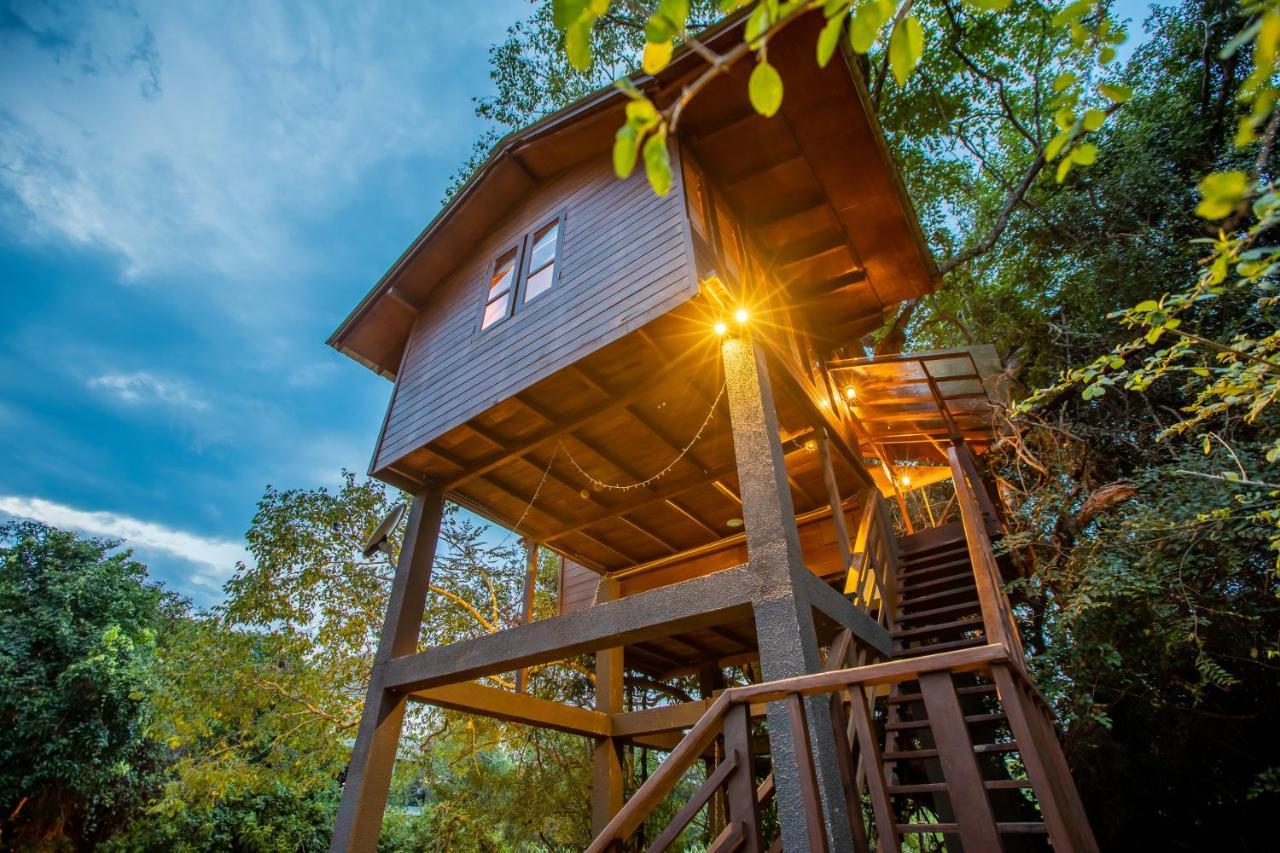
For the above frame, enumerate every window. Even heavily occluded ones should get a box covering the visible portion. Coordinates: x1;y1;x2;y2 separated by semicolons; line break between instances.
714;200;744;283
523;220;559;303
481;248;518;330
478;216;563;331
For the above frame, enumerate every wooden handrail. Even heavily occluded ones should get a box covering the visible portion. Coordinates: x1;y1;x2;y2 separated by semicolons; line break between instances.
848;488;899;628
947;445;1026;668
586;644;1013;852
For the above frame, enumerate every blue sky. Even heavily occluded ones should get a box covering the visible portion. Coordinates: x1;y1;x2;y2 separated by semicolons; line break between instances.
0;0;528;603
0;0;1162;606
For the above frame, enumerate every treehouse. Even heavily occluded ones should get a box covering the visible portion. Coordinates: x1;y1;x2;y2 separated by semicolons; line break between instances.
327;9;1097;852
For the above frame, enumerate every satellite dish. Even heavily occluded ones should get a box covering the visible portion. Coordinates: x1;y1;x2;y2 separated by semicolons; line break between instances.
361;503;406;559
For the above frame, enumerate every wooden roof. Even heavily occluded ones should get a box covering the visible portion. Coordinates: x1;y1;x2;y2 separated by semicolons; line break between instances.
328;8;937;378
828;345;1009;462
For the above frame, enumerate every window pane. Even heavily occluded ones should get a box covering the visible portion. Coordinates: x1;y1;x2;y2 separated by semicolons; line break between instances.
524;263;555;302
528;222;558;273
482;250;516;329
482;291;510;328
489;251;516;298
716;202;742;281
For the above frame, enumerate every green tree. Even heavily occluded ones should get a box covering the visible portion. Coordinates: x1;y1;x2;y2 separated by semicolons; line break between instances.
0;522;178;849
139;473;593;850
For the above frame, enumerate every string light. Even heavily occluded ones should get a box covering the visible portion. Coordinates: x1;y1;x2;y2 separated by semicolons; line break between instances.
562;381;727;492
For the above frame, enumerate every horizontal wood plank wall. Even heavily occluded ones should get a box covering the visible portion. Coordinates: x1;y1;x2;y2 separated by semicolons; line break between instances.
374;154;697;472
558;558;599;615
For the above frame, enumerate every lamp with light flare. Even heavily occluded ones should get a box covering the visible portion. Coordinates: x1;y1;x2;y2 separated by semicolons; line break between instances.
734;308;749;324
714;321;728;336
844;385;856;401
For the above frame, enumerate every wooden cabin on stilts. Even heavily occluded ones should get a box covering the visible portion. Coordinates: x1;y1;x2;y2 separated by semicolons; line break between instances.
326;9;1098;851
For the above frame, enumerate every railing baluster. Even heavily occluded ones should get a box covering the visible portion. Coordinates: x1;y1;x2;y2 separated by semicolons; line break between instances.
722;703;764;852
846;683;898;853
785;692;830;853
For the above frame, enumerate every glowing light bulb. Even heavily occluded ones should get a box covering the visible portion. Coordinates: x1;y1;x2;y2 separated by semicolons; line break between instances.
735;308;749;324
714;321;728;335
900;474;912;487
844;385;856;400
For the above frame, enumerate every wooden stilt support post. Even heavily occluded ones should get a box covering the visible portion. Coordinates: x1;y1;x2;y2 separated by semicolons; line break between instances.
515;538;539;694
591;576;625;838
720;333;854;852
330;492;445;853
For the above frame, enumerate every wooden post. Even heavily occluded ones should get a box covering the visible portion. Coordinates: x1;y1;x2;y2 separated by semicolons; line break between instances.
515;538;539;693
591;576;625;838
721;702;764;852
721;333;854;852
699;664;729;838
330;492;445;853
918;670;1001;852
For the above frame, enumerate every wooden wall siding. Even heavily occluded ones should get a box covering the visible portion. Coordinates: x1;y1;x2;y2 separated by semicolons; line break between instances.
558;558;600;615
374;153;697;473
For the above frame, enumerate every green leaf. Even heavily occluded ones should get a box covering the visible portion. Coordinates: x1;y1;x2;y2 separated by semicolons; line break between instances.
1051;0;1093;29
1082;108;1107;130
817;12;846;67
848;0;886;54
613;125;641;178
565;18;595;71
1053;71;1077;92
823;0;849;15
963;0;1011;9
888;15;924;87
645;16;674;43
643;129;672;195
1071;142;1098;165
1056;156;1074;183
1054;106;1075;131
1045;130;1072;161
625;97;659;130
553;0;587;31
614;77;643;99
1134;300;1159;311
643;39;673;74
1099;82;1132;103
1100;45;1116;65
745;2;771;44
749;60;784;117
1196;170;1249;220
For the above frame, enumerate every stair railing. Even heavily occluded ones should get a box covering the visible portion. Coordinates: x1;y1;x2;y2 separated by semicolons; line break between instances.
847;488;901;630
587;643;1017;853
946;445;1026;669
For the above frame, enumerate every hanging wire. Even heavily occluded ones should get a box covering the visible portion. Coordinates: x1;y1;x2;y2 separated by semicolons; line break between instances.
503;443;560;544
499;379;726;542
560;380;727;492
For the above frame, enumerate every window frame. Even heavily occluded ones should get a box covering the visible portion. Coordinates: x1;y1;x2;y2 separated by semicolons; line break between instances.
517;213;564;307
477;241;524;332
475;210;567;335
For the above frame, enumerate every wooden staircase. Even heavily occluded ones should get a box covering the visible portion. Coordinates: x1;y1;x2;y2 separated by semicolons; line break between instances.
586;449;1099;852
878;523;1055;850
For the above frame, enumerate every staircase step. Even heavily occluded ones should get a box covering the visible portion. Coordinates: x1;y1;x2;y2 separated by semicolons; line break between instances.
898;571;976;593
882;739;1019;761
899;555;973;578
888;782;948;794
893;636;987;657
895;599;983;624
885;710;1006;732
897;823;959;834
895;583;978;609
986;779;1035;790
888;683;997;704
893;822;1050;835
892;616;984;640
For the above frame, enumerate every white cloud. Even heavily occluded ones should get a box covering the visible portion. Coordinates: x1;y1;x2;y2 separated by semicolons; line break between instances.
88;370;209;410
0;495;247;590
0;0;520;300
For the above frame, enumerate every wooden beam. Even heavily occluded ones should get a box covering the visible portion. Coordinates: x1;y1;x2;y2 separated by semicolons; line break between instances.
593;577;625;837
612;700;714;738
409;681;609;738
799;571;893;658
443;343;708;490
382;566;755;693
